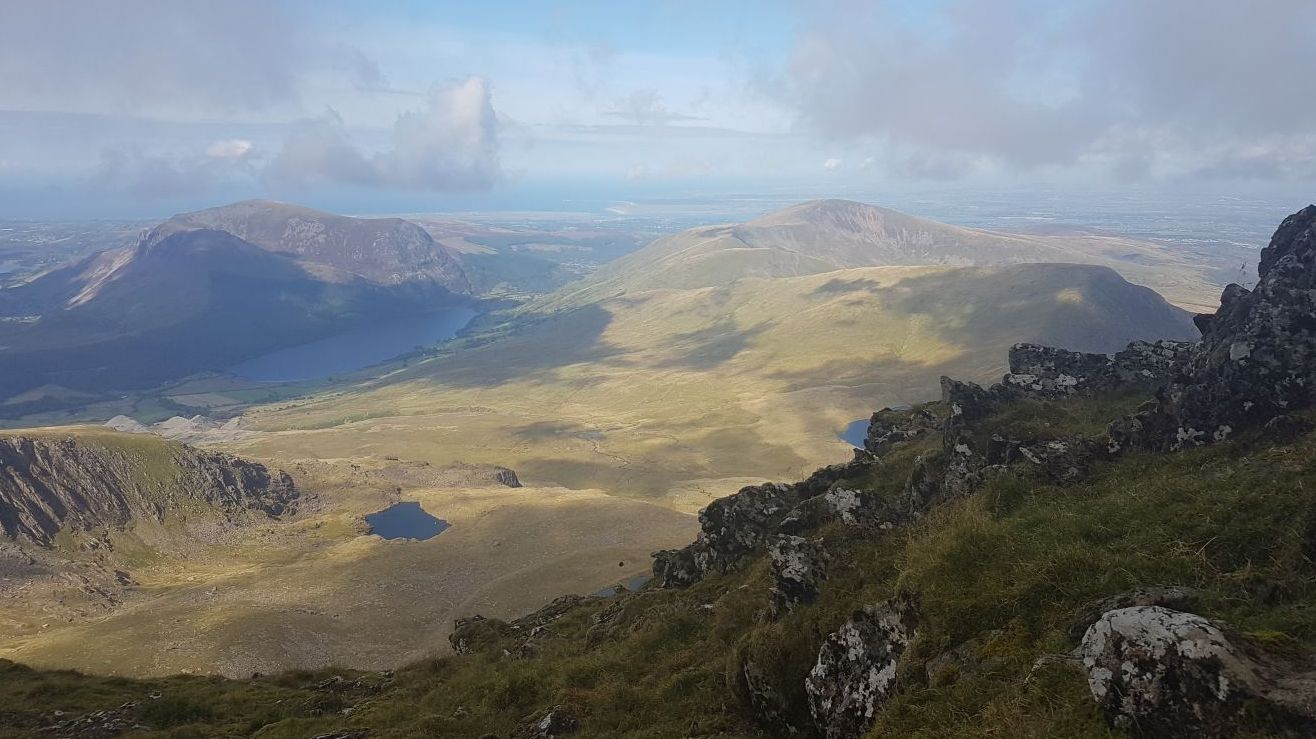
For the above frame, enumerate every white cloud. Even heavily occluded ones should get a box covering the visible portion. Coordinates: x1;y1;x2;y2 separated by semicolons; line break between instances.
267;77;501;191
0;1;374;120
823;158;843;171
206;139;254;159
774;0;1316;182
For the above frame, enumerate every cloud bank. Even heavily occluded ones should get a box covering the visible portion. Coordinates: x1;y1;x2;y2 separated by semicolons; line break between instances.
267;77;501;191
778;0;1316;181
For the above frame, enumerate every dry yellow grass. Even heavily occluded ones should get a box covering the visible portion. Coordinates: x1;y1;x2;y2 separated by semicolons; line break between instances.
234;264;1196;512
0;458;694;678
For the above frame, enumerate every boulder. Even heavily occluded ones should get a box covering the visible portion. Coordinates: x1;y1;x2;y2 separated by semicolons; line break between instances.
1067;586;1199;641
1081;606;1316;736
654;482;806;588
805;595;919;739
863;406;940;457
767;535;828;618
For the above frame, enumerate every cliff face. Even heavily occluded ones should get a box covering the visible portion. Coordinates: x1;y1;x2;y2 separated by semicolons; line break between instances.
161;199;472;293
0;432;298;546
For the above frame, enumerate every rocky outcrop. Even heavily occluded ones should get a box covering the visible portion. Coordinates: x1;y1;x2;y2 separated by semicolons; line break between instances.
767;535;828;618
863;406;939;456
514;705;580;738
653;482;806;588
1111;205;1316;451
805;596;919;739
0;433;297;546
1004;341;1193;398
1081;606;1316;736
449;595;592;658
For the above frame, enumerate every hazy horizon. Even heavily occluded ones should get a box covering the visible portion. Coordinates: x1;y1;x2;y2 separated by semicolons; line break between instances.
2;0;1314;219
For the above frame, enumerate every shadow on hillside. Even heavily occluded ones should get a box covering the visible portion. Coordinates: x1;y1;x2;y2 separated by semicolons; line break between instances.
656;317;774;370
420;303;627;388
769;356;953;396
882;264;1199;355
810;276;885;295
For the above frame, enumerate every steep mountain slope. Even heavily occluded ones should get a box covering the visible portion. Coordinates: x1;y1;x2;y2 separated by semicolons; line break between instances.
0;207;1310;739
549;199;1228;312
0;202;475;399
165;200;470;293
0;428;298;547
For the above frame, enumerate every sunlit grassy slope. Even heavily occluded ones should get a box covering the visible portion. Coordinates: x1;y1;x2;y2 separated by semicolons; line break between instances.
233;263;1197;513
543;200;1235;314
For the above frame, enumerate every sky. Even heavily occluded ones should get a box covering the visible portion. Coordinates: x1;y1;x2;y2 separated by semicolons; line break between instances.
1;0;1314;218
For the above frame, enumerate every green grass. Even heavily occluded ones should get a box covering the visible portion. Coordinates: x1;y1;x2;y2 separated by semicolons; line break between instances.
3;401;1315;738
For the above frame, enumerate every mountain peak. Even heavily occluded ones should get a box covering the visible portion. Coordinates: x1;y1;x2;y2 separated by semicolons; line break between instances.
146;199;470;292
750;198;901;226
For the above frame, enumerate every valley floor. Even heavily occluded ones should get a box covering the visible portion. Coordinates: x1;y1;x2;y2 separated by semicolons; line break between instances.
0;458;694;678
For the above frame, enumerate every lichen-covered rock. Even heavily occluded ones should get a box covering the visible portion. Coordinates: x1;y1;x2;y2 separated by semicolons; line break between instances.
1004;341;1193;398
768;535;828;618
902;453;946;514
779;487;900;535
1111;340;1197;384
941;377;1000;440
1111;205;1316;452
863;406;940;457
1014;437;1102;482
1067;586;1199;641
654;482;806;588
1080;606;1316;736
806;595;919;739
1004;344;1115;396
514;704;579;738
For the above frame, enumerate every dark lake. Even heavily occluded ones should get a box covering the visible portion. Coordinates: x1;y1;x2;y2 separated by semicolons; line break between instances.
365;501;450;541
229;306;477;383
840;419;869;448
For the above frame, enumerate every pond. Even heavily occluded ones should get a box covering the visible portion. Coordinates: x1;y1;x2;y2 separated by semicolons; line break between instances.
840;418;869;448
228;306;478;383
365;501;450;541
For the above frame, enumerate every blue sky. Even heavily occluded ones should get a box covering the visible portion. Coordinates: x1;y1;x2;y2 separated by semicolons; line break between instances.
1;0;1313;218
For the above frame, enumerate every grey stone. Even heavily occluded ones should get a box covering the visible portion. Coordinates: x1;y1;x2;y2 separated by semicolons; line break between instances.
805;595;919;739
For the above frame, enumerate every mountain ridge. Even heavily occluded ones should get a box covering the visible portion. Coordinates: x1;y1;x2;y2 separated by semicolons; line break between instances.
0;201;477;400
545;198;1232;313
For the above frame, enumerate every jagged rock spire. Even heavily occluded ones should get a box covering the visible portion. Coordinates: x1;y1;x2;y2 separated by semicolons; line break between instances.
1111;204;1316;451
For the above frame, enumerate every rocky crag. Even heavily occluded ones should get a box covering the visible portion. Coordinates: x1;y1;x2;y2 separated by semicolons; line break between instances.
627;204;1316;737
0;431;299;546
